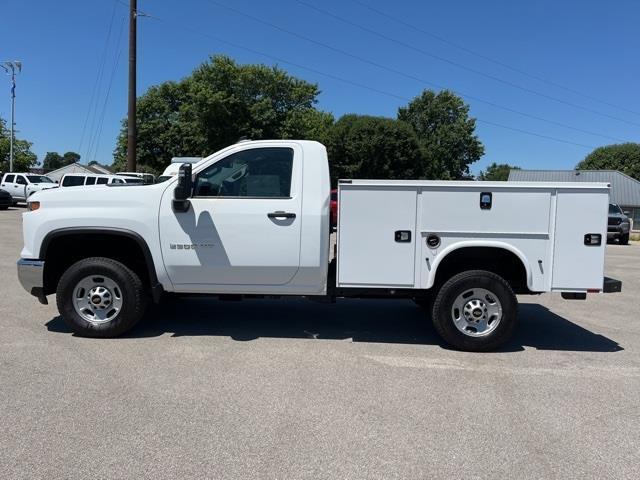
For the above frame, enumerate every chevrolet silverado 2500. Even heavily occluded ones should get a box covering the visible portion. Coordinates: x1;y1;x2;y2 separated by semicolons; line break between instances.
17;140;622;351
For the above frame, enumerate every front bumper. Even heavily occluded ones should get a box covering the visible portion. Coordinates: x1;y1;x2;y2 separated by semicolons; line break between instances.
607;225;630;238
603;276;622;293
17;259;47;304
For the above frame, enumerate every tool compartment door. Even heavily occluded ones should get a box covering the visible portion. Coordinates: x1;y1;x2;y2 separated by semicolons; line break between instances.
337;185;417;288
552;189;608;290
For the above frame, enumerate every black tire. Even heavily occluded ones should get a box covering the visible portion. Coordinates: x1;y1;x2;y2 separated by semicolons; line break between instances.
620;233;629;245
431;270;518;352
0;205;8;210
56;257;147;337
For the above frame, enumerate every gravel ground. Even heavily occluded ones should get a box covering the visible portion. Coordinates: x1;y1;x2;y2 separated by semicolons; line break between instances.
1;207;639;479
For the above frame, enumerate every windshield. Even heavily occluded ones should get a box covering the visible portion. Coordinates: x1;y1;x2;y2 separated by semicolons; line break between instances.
609;204;623;215
27;175;54;183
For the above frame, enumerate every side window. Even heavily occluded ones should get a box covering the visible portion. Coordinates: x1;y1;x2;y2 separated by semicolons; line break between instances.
112;178;124;184
62;176;85;187
194;147;294;198
4;174;15;183
85;177;97;185
96;177;108;185
16;176;27;185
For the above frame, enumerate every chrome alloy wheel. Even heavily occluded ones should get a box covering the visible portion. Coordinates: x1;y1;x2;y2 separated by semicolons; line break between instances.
451;288;502;337
72;275;123;324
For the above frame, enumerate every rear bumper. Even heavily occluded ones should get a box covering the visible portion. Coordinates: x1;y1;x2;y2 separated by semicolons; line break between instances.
17;259;47;304
561;277;622;299
603;276;622;293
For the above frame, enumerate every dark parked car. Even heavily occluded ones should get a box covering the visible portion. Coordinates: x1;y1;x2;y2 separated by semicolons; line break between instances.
0;188;12;210
608;203;631;245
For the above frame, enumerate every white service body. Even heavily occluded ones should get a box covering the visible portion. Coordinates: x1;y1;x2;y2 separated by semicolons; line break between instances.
336;180;609;293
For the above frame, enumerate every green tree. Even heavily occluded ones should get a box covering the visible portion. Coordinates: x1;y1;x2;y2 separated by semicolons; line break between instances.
478;163;520;181
398;90;484;179
62;151;81;165
0;117;37;172
576;143;640;181
43;152;64;170
113;55;330;173
326;114;423;185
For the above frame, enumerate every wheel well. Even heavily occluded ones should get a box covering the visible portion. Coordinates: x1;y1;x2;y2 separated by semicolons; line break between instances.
42;231;155;295
433;247;529;293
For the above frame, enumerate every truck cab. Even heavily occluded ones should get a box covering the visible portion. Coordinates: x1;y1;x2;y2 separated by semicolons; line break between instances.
17;140;621;351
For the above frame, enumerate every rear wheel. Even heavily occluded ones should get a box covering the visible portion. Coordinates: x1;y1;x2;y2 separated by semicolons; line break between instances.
431;270;518;351
620;233;629;245
56;257;147;337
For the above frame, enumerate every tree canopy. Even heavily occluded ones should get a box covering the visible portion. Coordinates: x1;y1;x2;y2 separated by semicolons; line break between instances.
43;150;81;170
576;143;640;181
398;90;484;179
112;57;484;180
113;55;330;173
478;163;520;181
0;116;37;172
327;114;423;184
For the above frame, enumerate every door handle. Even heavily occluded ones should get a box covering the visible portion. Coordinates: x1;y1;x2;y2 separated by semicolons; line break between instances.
267;211;296;219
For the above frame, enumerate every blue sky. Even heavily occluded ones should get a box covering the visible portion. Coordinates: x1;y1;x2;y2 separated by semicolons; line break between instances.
1;0;638;174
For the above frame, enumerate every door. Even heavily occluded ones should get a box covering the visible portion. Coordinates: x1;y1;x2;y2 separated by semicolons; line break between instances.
1;175;16;198
14;175;28;200
159;145;303;288
552;190;608;290
337;186;417;287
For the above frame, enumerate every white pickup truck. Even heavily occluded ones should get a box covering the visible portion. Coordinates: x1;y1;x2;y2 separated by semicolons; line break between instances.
17;140;621;351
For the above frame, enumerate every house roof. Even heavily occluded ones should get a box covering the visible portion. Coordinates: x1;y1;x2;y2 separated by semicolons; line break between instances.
508;169;640;207
45;162;112;180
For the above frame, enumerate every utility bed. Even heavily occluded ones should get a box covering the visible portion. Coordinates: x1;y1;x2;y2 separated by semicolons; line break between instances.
336;180;610;293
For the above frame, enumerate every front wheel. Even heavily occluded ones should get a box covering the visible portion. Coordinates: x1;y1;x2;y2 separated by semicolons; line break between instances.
431;270;518;352
620;233;629;245
56;257;147;337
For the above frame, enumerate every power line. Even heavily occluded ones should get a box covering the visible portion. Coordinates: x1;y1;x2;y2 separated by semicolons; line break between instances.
203;0;627;143
142;11;595;150
295;0;640;128
89;18;125;163
348;0;640;118
78;0;118;155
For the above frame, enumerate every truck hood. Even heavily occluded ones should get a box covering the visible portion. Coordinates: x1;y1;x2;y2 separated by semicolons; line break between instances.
28;183;57;192
29;182;167;208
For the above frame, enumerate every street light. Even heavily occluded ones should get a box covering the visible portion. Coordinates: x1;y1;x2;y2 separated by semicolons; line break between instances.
1;60;22;173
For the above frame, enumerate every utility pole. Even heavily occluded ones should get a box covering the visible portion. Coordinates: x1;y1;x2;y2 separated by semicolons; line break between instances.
1;61;21;173
127;0;137;172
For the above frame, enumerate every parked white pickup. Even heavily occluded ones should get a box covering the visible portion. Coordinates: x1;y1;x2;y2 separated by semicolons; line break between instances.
1;173;57;202
17;140;621;351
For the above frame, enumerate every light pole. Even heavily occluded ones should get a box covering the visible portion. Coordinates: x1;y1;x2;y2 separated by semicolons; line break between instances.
1;60;22;173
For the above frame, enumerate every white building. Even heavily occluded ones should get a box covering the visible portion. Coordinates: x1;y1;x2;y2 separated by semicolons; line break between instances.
45;163;112;182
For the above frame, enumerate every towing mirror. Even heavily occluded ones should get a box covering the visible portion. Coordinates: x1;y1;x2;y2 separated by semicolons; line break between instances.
173;163;193;212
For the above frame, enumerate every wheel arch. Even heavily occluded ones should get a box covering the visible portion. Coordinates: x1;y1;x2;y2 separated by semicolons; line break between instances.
40;227;160;297
429;241;533;292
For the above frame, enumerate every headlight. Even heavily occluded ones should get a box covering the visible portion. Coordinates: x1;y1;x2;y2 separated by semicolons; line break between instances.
27;201;40;211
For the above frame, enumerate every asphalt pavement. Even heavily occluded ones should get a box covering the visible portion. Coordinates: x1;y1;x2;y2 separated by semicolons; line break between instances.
1;207;639;479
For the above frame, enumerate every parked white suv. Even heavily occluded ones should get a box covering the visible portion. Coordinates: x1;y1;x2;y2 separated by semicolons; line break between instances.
1;173;57;203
